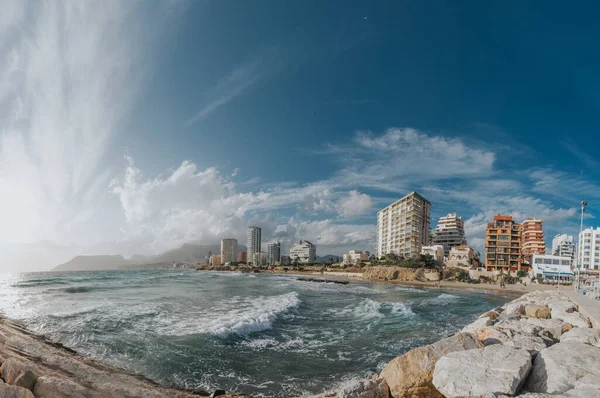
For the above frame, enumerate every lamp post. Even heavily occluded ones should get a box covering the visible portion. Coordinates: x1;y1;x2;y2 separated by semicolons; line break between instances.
577;200;587;293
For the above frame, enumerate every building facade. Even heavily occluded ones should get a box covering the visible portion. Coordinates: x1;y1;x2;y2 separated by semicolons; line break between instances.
447;246;474;267
531;254;574;283
432;213;467;258
267;242;281;265
342;250;369;265
521;218;545;258
376;191;431;259
577;227;600;270
236;251;247;263
252;251;267;266
420;245;445;261
552;234;575;260
247;226;261;265
290;240;317;264
485;215;523;272
220;238;238;264
209;254;221;267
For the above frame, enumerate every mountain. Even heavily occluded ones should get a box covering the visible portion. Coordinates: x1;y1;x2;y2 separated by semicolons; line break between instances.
52;243;250;271
52;255;138;272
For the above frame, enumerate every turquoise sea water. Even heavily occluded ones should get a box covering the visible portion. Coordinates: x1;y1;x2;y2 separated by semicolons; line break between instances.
0;270;509;396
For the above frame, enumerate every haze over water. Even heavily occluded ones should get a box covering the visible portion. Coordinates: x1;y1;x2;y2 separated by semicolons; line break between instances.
0;270;509;396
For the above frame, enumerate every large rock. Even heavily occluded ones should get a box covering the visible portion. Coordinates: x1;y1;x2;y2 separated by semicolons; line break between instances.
503;302;525;316
380;332;483;398
560;327;600;347
338;378;389;398
0;381;35;398
14;370;38;392
524;318;564;341
461;317;493;333
432;345;531;397
547;300;577;314
494;320;542;336
33;376;90;398
524;342;600;393
503;334;548;354
551;311;591;329
524;304;551;319
476;327;510;346
0;358;38;385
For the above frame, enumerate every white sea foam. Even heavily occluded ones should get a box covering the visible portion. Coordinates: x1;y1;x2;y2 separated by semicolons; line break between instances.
422;293;460;305
333;299;414;322
156;292;301;337
394;286;426;293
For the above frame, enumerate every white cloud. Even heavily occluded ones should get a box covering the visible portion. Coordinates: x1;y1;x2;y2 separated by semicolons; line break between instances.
337;190;373;218
231;168;240;177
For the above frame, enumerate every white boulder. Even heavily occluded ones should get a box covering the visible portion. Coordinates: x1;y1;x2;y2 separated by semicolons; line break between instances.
432;345;532;397
560;327;600;347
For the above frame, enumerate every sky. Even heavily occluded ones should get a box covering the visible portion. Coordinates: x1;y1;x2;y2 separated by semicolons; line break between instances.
1;0;600;272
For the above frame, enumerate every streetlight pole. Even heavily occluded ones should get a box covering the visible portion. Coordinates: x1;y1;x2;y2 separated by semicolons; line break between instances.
577;200;587;293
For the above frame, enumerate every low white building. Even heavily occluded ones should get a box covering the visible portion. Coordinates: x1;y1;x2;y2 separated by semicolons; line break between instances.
420;245;444;262
342;250;369;265
290;240;317;264
447;246;473;267
531;254;574;283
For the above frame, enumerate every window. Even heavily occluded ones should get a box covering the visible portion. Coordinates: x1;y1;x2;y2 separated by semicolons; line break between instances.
535;258;543;264
552;260;560;265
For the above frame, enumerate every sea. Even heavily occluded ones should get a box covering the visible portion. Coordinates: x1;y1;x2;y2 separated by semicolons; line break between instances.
0;270;510;396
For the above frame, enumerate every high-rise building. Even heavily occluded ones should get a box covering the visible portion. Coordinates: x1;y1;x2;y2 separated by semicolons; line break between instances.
290;240;317;264
577;227;600;270
521;218;545;258
432;213;467;258
376;191;431;259
552;234;575;260
236;251;247;263
209;254;221;267
220;238;238;264
267;242;281;265
247;226;261;265
485;215;523;272
252;251;267;266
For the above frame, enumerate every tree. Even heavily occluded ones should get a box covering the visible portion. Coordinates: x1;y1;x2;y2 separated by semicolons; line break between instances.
385;253;399;262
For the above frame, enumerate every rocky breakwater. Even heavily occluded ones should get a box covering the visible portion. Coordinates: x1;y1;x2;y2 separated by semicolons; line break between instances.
0;316;245;398
377;290;599;398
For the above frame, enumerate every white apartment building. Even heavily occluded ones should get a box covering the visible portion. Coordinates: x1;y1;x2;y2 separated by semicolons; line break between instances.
552;234;575;259
342;250;369;265
252;251;267;266
290;240;317;264
447;246;473;267
577;227;600;270
420;245;445;262
532;253;574;283
247;226;261;265
267;242;281;265
376;191;431;259
432;213;467;257
220;238;238;264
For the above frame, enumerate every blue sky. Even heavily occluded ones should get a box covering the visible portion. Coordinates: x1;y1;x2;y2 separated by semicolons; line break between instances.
1;1;599;271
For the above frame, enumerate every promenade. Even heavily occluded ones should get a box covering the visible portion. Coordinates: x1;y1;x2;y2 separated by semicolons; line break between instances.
563;287;600;327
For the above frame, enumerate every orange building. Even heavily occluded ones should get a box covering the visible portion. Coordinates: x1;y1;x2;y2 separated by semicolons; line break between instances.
521;218;545;259
485;215;523;272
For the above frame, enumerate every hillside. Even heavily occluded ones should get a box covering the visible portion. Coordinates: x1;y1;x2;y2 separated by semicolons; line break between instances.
52;255;138;272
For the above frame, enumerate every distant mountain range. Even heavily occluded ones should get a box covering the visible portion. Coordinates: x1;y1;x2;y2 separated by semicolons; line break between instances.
52;243;342;271
52;243;248;272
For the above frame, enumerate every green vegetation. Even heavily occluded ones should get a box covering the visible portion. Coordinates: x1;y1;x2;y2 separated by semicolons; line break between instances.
370;254;443;270
516;270;527;278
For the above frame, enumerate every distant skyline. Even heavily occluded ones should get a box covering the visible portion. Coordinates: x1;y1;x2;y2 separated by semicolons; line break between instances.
1;1;599;272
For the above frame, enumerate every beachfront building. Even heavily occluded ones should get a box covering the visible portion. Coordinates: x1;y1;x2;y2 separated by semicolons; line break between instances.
522;218;546;258
209;254;221;267
447;246;474;267
267;242;281;265
420;245;445;262
552;234;575;260
432;213;467;258
376;191;431;259
290;240;317;264
485;214;523;272
220;238;238;264
252;251;267;266
531;253;574;283
247;226;261;265
577;227;600;270
342;250;369;265
236;251;247;263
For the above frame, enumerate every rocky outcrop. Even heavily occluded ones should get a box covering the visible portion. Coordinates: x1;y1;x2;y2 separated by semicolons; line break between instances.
33;376;90;398
559;327;600;347
338;378;390;398
524;341;600;394
362;266;416;281
0;381;35;398
380;332;482;398
432;345;532;397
